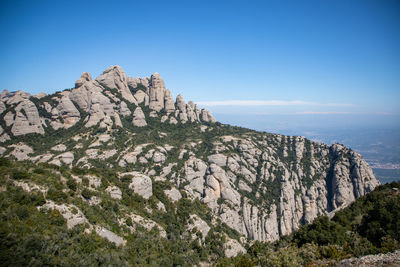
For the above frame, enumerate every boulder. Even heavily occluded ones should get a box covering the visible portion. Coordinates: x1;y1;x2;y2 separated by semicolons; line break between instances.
51;144;67;152
153;151;166;163
164;187;182;203
106;186;122;200
127;213;167;238
10;143;33;160
39;201;88;229
49;152;74;166
132;107;147;127
208;153;227;167
95;226;126;246
224;237;246;258
128;173;152;199
187;214;210;241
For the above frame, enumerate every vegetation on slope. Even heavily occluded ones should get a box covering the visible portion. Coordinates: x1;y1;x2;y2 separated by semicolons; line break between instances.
0;160;397;266
0;158;234;266
217;181;400;266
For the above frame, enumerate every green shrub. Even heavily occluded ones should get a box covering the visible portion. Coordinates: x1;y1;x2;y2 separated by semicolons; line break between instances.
11;170;30;180
67;178;77;191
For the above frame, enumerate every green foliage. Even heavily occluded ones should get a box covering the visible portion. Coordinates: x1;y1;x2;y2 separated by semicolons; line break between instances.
0;158;248;265
222;182;400;266
67;178;77;191
294;216;347;246
81;188;94;200
11;169;30;180
47;187;68;202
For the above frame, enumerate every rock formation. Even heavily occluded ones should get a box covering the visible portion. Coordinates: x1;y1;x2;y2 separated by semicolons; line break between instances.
0;65;215;135
148;72;165;112
0;65;380;247
132;107;147;127
75;72;92;88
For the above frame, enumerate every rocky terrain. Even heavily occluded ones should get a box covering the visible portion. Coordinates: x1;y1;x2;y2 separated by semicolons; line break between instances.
335;250;400;267
0;66;380;258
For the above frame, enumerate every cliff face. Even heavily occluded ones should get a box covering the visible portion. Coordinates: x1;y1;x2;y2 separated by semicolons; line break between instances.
0;65;379;242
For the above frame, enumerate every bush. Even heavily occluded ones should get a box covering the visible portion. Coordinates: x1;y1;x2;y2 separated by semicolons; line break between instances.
81;188;93;200
12;170;30;180
47;188;68;202
67;178;77;191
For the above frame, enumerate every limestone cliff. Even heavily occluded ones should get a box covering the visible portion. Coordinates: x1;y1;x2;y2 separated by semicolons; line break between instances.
0;65;379;244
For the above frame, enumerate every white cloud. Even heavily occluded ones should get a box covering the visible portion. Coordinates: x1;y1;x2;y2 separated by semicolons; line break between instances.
294;111;394;115
294;111;351;115
196;100;353;107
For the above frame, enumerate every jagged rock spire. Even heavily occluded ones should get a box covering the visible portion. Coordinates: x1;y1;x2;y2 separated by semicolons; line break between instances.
75;72;92;88
149;72;166;112
96;65;137;104
0;65;217;135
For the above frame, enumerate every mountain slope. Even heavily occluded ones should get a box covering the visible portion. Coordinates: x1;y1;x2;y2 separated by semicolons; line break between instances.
0;66;379;255
217;181;400;266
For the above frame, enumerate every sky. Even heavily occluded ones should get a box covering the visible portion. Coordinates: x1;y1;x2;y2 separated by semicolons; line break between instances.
0;0;399;132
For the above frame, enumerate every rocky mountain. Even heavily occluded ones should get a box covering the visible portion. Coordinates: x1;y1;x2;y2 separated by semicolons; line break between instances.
0;66;379;260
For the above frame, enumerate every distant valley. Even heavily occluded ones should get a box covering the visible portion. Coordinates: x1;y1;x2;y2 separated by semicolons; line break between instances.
214;113;400;183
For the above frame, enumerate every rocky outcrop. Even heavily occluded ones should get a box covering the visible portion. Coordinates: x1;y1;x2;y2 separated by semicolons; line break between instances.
54;96;81;128
335;250;400;267
10;143;33;161
127;172;153;199
132;107;147;127
0;66;216;138
125;213;167;238
95;226;126;246
39;201;88;229
330;144;379;210
186;214;210;241
149;73;165;112
224;237;246;258
0;101;5;114
164;89;175;113
75;72;92;88
164;187;182;203
106;186;122;200
11;99;44;136
96;65;137;104
201;109;216;123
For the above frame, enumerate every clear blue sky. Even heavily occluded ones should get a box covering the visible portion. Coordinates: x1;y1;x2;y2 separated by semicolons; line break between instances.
1;0;399;130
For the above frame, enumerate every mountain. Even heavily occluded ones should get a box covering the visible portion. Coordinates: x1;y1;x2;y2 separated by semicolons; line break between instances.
0;66;380;263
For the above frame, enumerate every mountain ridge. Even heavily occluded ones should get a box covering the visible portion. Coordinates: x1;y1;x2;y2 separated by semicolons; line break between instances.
0;65;380;259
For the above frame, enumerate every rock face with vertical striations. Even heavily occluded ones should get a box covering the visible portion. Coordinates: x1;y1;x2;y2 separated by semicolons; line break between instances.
11;99;44;136
148;72;166;112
